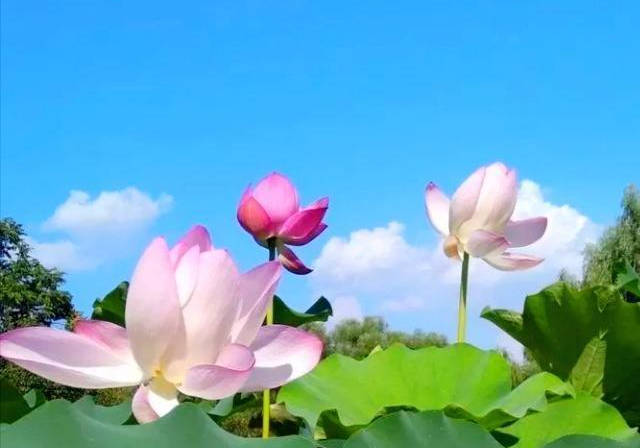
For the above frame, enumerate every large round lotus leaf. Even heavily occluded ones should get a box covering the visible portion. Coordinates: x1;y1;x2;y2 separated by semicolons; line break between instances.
278;344;572;432
0;400;315;448
496;394;638;448
340;410;503;448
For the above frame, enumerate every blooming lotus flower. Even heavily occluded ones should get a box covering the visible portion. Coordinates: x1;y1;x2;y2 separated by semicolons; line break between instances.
0;225;322;423
425;162;547;270
237;172;328;274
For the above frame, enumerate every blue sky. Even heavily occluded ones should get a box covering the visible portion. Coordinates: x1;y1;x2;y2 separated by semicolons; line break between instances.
2;1;639;354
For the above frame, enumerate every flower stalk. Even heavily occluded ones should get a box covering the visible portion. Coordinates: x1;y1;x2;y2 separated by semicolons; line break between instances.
262;238;277;439
457;252;470;343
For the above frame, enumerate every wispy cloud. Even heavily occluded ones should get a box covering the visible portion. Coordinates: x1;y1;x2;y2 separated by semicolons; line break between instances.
30;188;173;271
310;179;602;356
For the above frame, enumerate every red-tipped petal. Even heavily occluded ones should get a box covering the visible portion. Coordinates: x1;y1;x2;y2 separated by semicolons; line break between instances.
286;223;328;246
278;245;313;275
169;225;212;266
279;198;329;245
237;195;274;240
252;172;299;226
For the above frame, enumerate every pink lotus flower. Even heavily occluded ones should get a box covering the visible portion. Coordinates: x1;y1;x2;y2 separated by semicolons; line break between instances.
0;226;322;423
425;162;547;270
237;172;328;274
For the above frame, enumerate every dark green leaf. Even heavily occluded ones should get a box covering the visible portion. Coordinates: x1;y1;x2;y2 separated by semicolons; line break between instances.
91;282;128;326
482;282;640;426
0;380;31;424
569;336;606;396
480;308;525;341
273;296;332;327
614;261;640;301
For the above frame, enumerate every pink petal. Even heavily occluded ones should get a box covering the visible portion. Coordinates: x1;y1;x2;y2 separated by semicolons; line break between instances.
237;194;274;240
278;245;313;275
178;344;255;400
132;384;159;423
240;325;322;392
181;249;241;368
466;229;510;258
505;217;548;247
230;261;281;346
169;225;212;267
73;319;134;363
465;162;517;233
0;327;142;388
450;166;487;233
278;197;329;245
285;223;328;246
126;238;186;379
251;172;299;226
174;245;200;306
132;378;179;422
483;252;544;271
424;182;450;236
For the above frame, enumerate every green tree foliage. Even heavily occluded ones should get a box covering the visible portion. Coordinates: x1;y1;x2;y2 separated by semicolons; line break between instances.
0;218;83;400
0;218;74;331
304;316;447;360
583;185;640;292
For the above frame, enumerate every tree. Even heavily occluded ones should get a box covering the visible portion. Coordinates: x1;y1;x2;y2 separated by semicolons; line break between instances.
0;218;83;400
304;316;448;360
583;185;640;293
1;218;74;331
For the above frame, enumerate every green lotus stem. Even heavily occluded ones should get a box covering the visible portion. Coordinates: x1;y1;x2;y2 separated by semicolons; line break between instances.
457;252;470;343
262;239;277;439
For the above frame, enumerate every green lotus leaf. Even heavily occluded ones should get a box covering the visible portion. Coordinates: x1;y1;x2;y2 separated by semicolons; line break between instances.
482;282;640;425
340;410;503;448
273;295;332;327
91;281;128;326
497;394;639;448
0;400;315;448
278;344;573;433
70;395;132;424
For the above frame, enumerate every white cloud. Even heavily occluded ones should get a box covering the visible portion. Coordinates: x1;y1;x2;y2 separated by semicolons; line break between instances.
26;238;95;272
30;188;172;272
310;180;602;356
44;188;172;234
